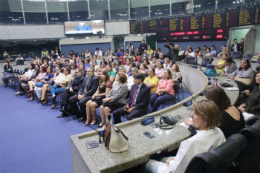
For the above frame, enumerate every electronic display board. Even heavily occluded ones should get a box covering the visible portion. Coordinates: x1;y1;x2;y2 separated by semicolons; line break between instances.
129;1;260;35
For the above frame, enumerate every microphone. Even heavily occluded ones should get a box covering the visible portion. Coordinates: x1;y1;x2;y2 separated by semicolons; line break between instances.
87;125;103;144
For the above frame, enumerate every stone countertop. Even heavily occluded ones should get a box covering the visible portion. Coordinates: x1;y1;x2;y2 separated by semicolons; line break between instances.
70;65;239;173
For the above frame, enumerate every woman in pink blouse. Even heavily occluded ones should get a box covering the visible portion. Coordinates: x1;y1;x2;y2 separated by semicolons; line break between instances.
27;66;47;101
150;69;175;112
155;61;164;80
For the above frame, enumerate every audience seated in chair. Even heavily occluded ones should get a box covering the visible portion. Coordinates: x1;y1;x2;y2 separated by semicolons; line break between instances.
58;68;84;118
171;64;181;83
34;66;54;102
204;86;245;139
144;100;225;173
127;67;138;91
150;69;175;112
106;64;116;83
113;73;151;124
2;61;14;87
214;53;227;74
144;68;159;94
221;57;237;76
27;66;47;102
228;59;254;92
238;71;260;119
67;67;99;122
155;61;164;80
84;71;112;125
99;72;128;127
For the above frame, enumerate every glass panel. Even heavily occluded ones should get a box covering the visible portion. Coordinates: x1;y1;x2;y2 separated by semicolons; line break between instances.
151;4;170;17
130;0;149;19
89;0;109;21
0;0;23;24
47;1;68;24
110;0;128;21
23;1;47;24
217;0;242;10
171;2;188;15
69;1;89;21
194;0;215;12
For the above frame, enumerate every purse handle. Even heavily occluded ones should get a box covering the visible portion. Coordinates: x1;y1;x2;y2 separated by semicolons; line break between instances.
108;116;129;141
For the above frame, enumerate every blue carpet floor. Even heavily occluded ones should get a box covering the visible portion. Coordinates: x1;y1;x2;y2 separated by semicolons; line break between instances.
0;85;190;173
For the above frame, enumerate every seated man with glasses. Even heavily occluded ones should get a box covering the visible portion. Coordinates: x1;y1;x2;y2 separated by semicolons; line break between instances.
66;68;99;122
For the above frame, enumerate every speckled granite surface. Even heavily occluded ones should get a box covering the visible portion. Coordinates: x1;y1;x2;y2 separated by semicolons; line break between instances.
71;65;239;173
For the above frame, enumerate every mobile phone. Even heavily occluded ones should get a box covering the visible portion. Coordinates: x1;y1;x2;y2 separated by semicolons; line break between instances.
143;131;155;138
149;122;161;128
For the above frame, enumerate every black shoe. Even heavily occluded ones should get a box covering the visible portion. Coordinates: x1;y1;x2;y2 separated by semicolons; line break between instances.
73;114;80;120
78;117;86;122
4;85;7;88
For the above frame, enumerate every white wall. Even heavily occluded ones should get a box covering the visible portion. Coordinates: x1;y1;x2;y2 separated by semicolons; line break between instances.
0;25;65;40
0;21;131;40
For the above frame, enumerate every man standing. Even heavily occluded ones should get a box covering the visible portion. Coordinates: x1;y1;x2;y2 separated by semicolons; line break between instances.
139;40;147;53
168;44;179;61
113;73;151;124
67;68;99;122
57;69;84;118
231;39;241;52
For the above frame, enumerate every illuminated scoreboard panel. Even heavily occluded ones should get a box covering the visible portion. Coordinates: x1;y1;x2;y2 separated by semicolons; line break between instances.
213;10;226;28
149;19;169;32
156;28;228;42
130;2;260;36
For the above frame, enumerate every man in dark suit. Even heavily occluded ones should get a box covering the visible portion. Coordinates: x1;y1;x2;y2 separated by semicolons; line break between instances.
231;38;241;52
139;40;147;53
57;69;84;118
113;73;151;124
67;68;99;122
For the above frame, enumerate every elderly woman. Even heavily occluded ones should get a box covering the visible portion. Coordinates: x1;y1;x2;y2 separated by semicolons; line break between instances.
144;100;225;173
27;66;47;101
99;72;128;127
150;69;175;112
16;63;35;95
228;59;254;91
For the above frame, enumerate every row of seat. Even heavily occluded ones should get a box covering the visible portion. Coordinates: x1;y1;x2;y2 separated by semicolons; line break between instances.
185;118;260;173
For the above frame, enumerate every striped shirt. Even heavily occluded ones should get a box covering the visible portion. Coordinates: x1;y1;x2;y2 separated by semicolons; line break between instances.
228;67;254;79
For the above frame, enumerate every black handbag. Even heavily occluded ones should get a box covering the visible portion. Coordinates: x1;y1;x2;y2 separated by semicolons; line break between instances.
103;99;118;107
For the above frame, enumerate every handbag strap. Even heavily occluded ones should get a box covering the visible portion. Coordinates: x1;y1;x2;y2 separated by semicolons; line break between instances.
109;117;128;141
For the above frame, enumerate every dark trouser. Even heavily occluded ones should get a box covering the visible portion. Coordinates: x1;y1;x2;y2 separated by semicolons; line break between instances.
235;81;249;92
150;94;175;112
61;89;77;105
69;95;91;118
2;77;10;86
113;107;147;124
178;55;186;61
17;81;25;92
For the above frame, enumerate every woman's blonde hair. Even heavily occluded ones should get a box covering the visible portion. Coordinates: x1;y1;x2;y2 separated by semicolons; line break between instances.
193;100;222;130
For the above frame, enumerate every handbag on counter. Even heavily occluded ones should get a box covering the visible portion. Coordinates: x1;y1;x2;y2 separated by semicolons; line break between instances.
234;77;253;86
103;117;129;153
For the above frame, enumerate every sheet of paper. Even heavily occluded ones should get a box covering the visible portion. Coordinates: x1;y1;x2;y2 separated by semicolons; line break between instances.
179;118;192;128
225;87;239;91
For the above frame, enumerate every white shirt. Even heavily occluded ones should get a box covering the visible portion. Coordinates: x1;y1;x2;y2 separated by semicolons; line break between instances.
178;50;184;56
95;50;103;57
234;44;237;52
24;69;35;78
188;52;195;57
158;128;226;173
186;3;193;13
127;76;134;90
54;73;65;85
